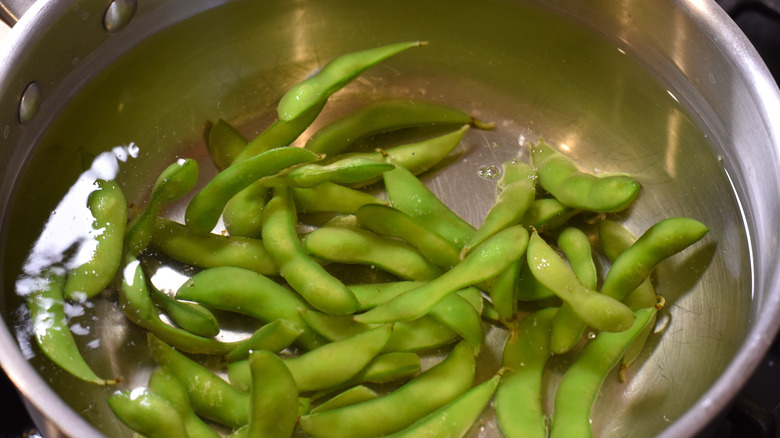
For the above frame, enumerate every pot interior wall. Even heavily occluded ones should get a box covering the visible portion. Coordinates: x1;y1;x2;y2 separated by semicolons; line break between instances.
0;0;752;436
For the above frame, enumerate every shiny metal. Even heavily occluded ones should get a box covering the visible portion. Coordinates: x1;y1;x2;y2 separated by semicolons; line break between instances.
102;0;136;33
0;0;33;26
17;81;40;124
0;0;779;438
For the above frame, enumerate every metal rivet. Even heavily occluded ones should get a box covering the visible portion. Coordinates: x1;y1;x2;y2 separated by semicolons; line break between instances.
103;0;137;33
18;81;42;125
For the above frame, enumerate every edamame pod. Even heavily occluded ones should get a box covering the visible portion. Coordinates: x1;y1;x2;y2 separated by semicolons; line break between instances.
601;217;709;302
427;293;484;351
185;147;320;234
355;225;529;324
277;41;424;121
486;259;522;322
25;269;115;385
310;385;379;414
108;388;189;438
520;197;579;231
597;219;657;310
224;319;303;363
383;374;501;438
222;180;269;238
151;218;278;276
232;101;326;164
531;140;641;213
147;334;249;428
303;226;442;281
462;159;536;256
150;285;220;338
526;230;635;333
298;307;459;352
270;156;395;188
262;186;359;315
550;226;599;354
355;204;461;269
229;325;392;393
148;366;220;438
305;99;489;156
549;307;656;438
384;162;475;249
495;307;556;438
65;179;127;300
246;350;299;438
126;158;199;255
207;119;248;170
345;125;469;186
298;341;476;438
175;266;325;351
292;182;386;214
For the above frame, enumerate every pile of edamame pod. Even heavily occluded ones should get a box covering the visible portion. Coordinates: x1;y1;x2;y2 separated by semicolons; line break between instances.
24;41;711;438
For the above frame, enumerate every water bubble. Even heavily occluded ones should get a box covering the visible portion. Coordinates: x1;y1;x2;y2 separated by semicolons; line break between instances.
477;165;500;179
3;125;9;139
587;332;596;339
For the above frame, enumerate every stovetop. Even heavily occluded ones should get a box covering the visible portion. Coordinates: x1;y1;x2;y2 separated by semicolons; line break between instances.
0;1;778;437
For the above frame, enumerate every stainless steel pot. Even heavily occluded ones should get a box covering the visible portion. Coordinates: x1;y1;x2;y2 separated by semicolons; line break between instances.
1;0;779;437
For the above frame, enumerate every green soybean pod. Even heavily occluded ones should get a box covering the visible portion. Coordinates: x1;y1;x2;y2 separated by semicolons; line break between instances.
462;159;536;257
126;158;199;255
520;197;579;232
549;307;656;438
299;307;459;352
495;307;556;438
486;259;522;322
298;341;476;438
303;226;442;281
207;119;248;170
383;374;501;438
150;285;220;338
148;366;220;438
526;230;635;333
222;180;269;238
277;41;424;121
151;218;278;276
531;140;641;213
229;325;392;393
355;225;529;324
601;217;709;302
291;182;387;214
355;204;461;270
185;146;320;235
549;226;599;354
310;385;379;414
384;161;475;249
598;219;657;310
305;99;486;156
175;266;325;351
271;156;395;188
108;388;189;438
246;350;299;438
427;293;484;352
64;179;127;300
345;125;469;186
348;281;422;311
598;219;661;376
25;270;115;385
232;101;326;164
328;351;422;390
262;185;359;315
224;319;303;363
147;334;249;428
